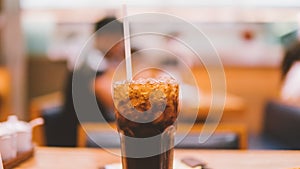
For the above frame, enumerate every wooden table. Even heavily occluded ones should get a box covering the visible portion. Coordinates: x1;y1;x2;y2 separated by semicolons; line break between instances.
16;147;300;169
182;92;246;122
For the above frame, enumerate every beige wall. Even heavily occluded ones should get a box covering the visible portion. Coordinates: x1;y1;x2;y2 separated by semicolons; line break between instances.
1;0;26;119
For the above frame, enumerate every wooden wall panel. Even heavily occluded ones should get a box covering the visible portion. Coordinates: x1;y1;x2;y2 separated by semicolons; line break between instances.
192;66;281;134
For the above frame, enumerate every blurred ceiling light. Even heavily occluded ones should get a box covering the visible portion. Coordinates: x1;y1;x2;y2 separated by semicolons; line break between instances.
20;0;300;10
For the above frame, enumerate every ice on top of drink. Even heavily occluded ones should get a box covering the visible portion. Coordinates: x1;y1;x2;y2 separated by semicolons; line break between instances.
113;77;179;138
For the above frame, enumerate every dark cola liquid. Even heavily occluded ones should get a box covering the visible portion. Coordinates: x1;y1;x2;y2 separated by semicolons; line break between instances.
118;123;175;169
113;79;179;169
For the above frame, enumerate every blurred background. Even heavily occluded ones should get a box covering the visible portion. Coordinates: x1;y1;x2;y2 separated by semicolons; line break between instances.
0;0;300;149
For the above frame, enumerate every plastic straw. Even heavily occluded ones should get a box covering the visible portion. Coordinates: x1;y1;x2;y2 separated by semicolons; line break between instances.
0;154;3;169
122;4;132;80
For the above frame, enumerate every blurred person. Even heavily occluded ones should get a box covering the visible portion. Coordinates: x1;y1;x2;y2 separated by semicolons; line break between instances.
280;42;300;105
163;31;197;68
59;17;124;146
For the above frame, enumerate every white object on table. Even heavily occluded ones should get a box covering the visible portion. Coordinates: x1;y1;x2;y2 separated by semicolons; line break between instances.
104;160;202;169
4;115;44;153
0;124;17;161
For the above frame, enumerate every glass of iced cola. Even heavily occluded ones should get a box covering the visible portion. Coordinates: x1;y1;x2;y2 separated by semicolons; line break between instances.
113;78;179;169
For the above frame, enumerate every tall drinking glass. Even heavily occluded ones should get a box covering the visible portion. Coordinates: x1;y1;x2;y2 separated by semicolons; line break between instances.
113;78;179;169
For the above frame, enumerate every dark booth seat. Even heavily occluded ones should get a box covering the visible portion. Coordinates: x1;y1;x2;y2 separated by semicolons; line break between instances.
86;131;240;149
263;100;300;149
42;106;77;147
41;105;241;149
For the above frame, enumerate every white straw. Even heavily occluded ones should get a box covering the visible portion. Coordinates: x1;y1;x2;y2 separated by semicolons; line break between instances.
0;154;3;169
122;4;132;80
